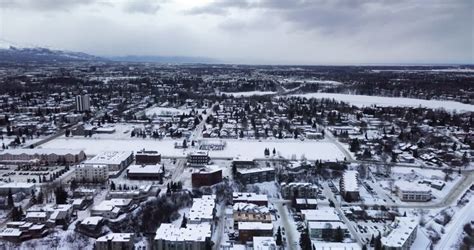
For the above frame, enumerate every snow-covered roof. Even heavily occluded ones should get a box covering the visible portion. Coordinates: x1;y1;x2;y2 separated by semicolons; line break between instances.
0;182;35;189
127;164;163;174
233;203;269;214
0;148;84;155
238;222;273;231
312;241;361;250
84;151;132;165
189;195;216;222
381;217;418;248
253;237;277;250
237;167;274;175
97;233;133;243
0;228;22;237
395;180;431;192
301;208;340;222
81;216;103;226
342;170;359;192
308;221;347;230
233;192;268;203
154;223;211;242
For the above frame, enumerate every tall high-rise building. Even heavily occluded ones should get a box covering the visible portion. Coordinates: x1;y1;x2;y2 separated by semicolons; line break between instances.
75;94;90;112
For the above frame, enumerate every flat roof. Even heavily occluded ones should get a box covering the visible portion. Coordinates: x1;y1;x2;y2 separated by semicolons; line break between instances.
189;195;215;222
84;151;132;165
155;223;211;242
127;164;163;174
238;222;273;231
342;170;359;192
381;217;418;248
97;233;133;243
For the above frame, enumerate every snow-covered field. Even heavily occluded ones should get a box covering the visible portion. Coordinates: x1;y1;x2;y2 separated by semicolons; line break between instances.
290;93;474;112
39;138;345;161
145;106;202;117
221;91;277;97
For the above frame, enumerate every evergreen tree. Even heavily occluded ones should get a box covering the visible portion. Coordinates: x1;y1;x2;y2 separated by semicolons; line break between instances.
54;186;68;204
299;227;312;250
181;214;187;228
110;181;116;190
70;179;78;191
276;226;283;246
7;188;14;208
334;226;344;242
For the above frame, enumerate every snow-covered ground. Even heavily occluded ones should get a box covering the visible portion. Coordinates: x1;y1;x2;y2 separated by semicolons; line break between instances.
290;93;474;112
40;138;346;161
221;91;277;97
145;106;203;117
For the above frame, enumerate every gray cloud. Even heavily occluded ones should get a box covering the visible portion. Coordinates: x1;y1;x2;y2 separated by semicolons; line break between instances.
1;0;100;11
123;0;162;15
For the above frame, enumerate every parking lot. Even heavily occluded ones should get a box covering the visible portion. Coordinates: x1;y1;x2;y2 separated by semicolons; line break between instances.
0;164;67;183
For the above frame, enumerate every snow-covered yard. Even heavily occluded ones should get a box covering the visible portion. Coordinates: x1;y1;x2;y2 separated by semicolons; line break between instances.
221;91;277;97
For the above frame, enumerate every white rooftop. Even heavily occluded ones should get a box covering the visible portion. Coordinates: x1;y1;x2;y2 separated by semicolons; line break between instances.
301;208;340;222
97;233;133;243
189;195;216;222
381;217;418;248
342;170;359;192
395;180;431;192
127;164;163;174
238;222;273;231
155;223;211;242
84;151;132;165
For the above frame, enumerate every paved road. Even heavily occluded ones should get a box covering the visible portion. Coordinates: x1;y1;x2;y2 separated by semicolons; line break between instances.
435;197;474;250
321;182;364;246
212;203;226;250
273;200;298;250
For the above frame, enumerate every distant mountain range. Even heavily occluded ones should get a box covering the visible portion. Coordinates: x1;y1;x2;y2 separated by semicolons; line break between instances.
0;39;218;64
108;55;219;64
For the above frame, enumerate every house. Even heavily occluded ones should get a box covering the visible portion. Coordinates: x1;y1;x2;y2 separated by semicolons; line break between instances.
154;223;212;250
96;233;134;250
76;216;104;238
91;199;132;219
253;237;277;250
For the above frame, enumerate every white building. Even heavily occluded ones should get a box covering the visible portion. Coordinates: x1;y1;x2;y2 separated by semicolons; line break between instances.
91;199;132;219
96;233;134;250
340;170;360;201
0;148;86;164
83;151;133;172
253;237;277;250
154;223;212;250
75;164;108;183
395;181;431;202
75;94;91;112
381;217;418;250
189;195;216;224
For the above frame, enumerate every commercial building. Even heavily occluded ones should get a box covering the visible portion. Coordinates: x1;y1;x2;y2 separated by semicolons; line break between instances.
340;170;360;202
96;233;134;250
135;150;161;165
75;94;91;112
83;151;133;172
91;199;132;219
281;182;318;199
75;164;108;183
236;167;275;185
0;148;86;165
0;183;35;195
191;165;223;188
233;193;268;206
154;223;212;250
395;181;432;202
187;151;210;166
233;203;271;228
381;217;418;250
127;164;164;180
189;195;216;224
237;222;273;243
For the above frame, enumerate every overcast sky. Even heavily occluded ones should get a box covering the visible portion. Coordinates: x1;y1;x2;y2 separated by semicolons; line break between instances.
0;0;472;64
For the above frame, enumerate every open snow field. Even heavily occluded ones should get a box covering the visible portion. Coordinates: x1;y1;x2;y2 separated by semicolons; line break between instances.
145;106;203;117
221;91;277;97
39;137;345;161
291;93;474;112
